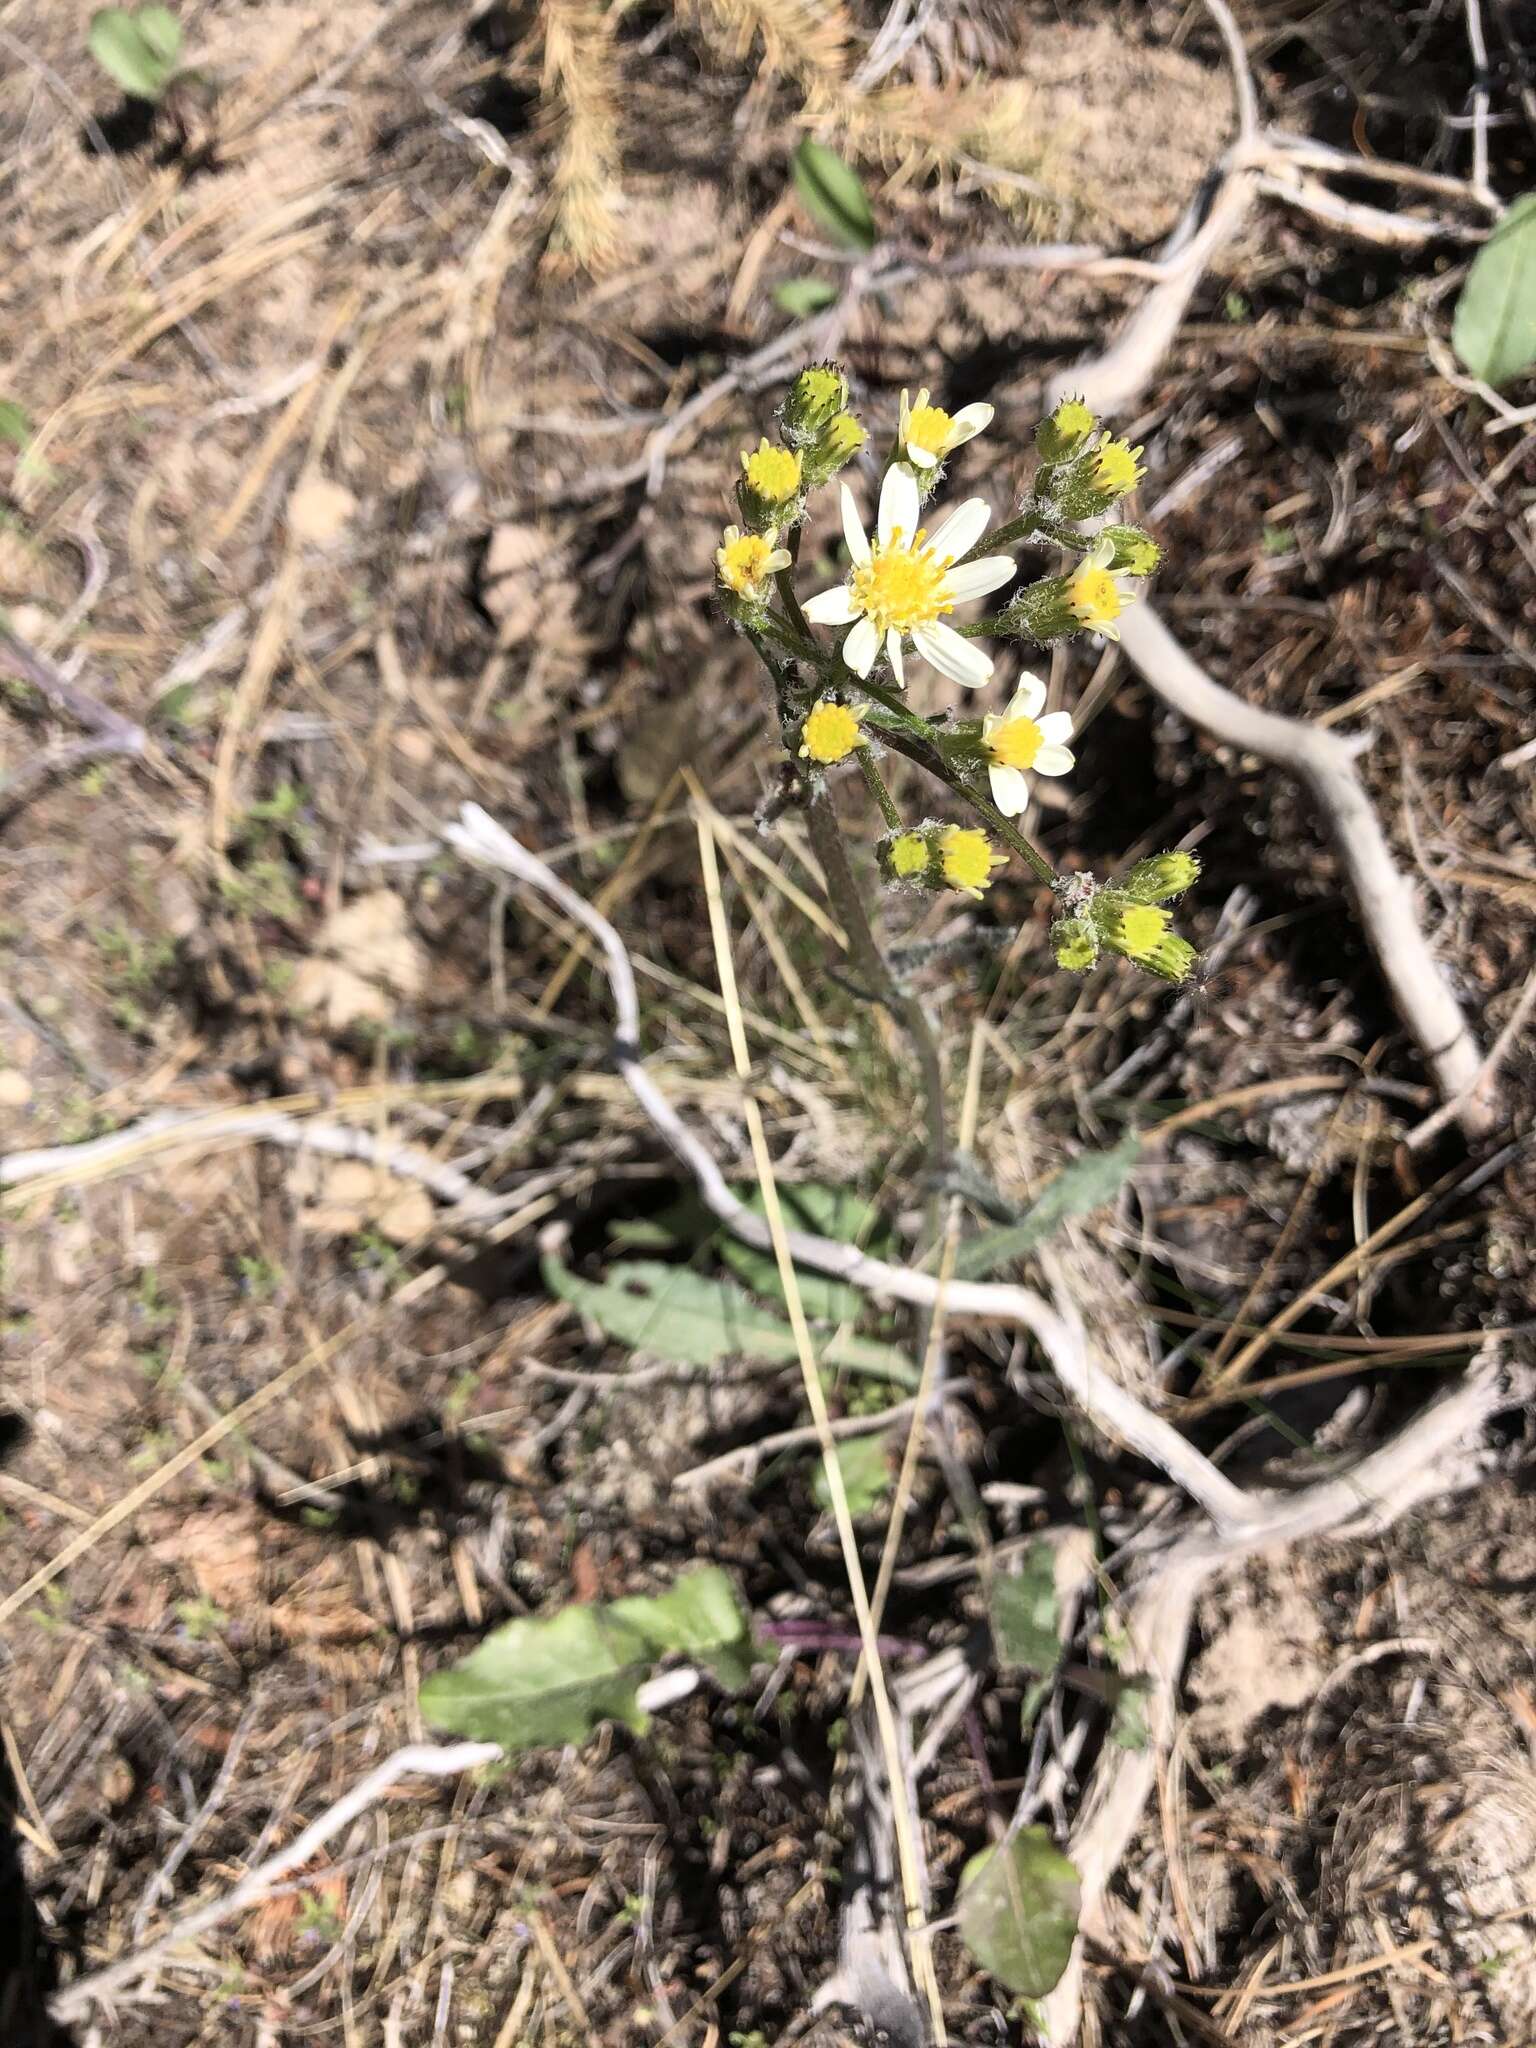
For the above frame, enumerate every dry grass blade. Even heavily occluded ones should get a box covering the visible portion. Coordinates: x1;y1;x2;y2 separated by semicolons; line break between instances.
692;806;947;2043
540;0;625;274
682;0;851;100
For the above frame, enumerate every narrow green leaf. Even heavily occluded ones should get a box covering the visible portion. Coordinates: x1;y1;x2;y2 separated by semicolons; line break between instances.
719;1182;878;1325
0;402;31;450
543;1252;917;1385
420;1566;754;1754
88;7;182;100
811;1430;892;1515
774;276;839;316
791;139;876;251
954;1131;1140;1281
988;1543;1061;1675
1453;192;1536;388
957;1830;1081;1998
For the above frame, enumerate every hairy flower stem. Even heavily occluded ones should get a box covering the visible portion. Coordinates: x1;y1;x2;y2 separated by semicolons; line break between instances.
857;750;903;832
803;781;949;1170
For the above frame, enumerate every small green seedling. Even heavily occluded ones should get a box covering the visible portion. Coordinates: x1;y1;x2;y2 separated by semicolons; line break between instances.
88;6;183;104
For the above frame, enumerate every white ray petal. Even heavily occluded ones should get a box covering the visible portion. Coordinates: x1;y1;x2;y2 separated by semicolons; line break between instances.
911;620;993;687
844;614;881;677
878;463;920;548
1036;711;1075;744
943;555;1015;602
840;483;871;567
1007;673;1047;721
1034;743;1076;777
905;443;939;468
924;496;990;563
987;762;1031;817
803;585;858;625
948;402;994;445
886;629;905;687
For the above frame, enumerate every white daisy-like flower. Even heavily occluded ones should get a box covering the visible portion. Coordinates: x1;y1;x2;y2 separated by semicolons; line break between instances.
801;466;1015;689
897;388;994;471
1066;536;1140;641
981;673;1075;818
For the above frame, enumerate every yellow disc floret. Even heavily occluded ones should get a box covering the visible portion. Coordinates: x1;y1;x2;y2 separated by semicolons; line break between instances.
1068;562;1123;631
850;527;954;636
1092;436;1145;498
717;528;775;597
799;699;863;765
741;439;802;503
904;403;956;460
986;714;1044;773
939;826;1003;899
888;831;930;880
1051;398;1095;443
1112;904;1170;959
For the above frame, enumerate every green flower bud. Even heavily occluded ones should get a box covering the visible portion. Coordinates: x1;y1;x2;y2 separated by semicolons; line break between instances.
802;411;867;486
782;362;849;443
1101;525;1162;576
1036;395;1096;462
998;575;1080;644
1136;933;1199;984
1123;851;1200;904
1051;915;1100;972
878;827;935;888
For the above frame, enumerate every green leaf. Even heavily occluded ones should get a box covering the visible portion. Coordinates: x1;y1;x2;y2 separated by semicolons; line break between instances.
774;276;839;317
420;1566;754;1753
988;1543;1060;1675
0;402;31;450
719;1183;879;1325
1109;1674;1151;1751
957;1830;1081;1998
811;1431;892;1515
791;139;876;252
543;1253;916;1386
954;1131;1140;1281
88;6;183;100
1453;192;1536;388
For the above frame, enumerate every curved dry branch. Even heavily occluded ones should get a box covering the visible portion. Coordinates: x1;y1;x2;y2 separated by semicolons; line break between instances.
1117;605;1494;1132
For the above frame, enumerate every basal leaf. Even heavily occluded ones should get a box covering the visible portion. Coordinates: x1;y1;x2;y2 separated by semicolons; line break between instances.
1453;192;1536;389
954;1131;1140;1281
988;1543;1061;1676
543;1253;916;1385
774;276;839;316
420;1566;753;1754
957;1829;1081;1998
810;1431;892;1515
791;139;875;251
88;6;183;100
719;1182;878;1325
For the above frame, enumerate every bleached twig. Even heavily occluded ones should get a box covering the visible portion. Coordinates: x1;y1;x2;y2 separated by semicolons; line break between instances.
1039;1350;1515;2042
49;1743;504;2023
1116;605;1494;1133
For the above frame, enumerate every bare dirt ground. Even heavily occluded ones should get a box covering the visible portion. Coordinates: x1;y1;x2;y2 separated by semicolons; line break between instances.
2;1;1535;2043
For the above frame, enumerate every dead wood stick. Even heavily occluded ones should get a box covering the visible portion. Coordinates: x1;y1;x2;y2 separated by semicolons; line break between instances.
1116;605;1493;1133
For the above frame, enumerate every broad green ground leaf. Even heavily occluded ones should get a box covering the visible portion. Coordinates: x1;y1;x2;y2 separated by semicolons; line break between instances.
774;277;839;316
0;403;31;450
420;1567;753;1753
543;1253;916;1385
811;1431;892;1515
988;1543;1061;1675
719;1183;879;1325
1453;193;1536;388
955;1131;1140;1281
88;6;183;100
957;1830;1081;1998
791;139;875;251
